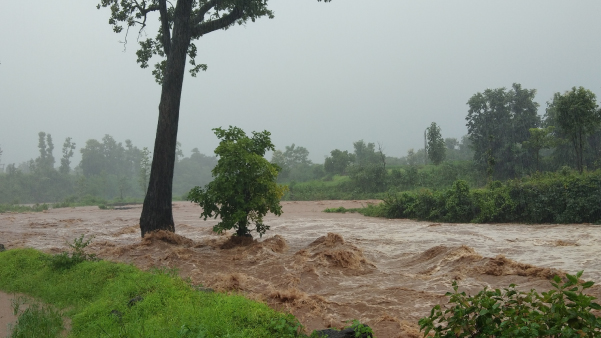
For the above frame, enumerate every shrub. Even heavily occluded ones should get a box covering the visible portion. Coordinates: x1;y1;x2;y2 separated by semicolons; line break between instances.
187;127;287;237
419;271;601;337
46;235;98;270
443;180;473;222
347;170;601;224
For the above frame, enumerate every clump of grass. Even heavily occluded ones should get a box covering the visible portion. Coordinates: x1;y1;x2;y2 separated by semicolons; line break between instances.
9;296;65;338
46;235;99;270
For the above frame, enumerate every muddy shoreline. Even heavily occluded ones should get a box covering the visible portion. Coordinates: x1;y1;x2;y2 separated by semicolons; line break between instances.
1;200;600;337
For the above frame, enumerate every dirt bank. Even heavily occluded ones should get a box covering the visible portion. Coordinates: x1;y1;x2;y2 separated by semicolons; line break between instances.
1;200;600;338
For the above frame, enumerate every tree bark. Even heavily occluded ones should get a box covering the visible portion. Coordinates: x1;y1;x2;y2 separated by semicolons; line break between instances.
140;0;193;237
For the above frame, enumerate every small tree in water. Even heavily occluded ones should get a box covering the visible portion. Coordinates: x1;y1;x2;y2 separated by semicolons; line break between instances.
187;127;287;238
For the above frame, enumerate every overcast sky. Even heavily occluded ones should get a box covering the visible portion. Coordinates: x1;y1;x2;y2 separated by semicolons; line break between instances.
1;0;600;166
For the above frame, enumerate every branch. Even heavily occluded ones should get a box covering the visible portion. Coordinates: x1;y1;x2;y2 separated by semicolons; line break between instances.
191;6;243;37
133;1;160;16
192;0;220;27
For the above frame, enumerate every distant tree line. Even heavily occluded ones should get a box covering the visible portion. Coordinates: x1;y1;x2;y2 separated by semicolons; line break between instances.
467;84;601;179
1;84;599;204
0;134;216;204
274;83;601;198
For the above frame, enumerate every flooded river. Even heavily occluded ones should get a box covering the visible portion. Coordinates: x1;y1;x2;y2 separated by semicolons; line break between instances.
1;200;600;337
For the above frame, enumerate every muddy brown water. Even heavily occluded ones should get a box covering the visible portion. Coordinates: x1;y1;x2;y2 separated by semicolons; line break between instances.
1;200;600;338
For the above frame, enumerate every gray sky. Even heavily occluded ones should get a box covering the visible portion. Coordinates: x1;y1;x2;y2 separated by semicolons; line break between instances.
1;0;600;166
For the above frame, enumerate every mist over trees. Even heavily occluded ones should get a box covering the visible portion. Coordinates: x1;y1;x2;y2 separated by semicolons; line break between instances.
271;144;320;182
281;83;600;199
466;83;540;180
324;150;355;176
0;134;217;204
426;122;446;165
1;83;599;205
547;87;600;173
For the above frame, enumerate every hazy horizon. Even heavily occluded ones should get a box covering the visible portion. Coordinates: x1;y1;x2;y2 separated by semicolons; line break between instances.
1;0;600;167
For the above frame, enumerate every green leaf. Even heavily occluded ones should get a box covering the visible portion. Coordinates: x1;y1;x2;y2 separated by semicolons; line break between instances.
566;273;578;284
589;303;601;310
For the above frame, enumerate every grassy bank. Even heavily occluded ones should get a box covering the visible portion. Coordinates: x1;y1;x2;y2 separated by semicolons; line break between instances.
0;248;305;337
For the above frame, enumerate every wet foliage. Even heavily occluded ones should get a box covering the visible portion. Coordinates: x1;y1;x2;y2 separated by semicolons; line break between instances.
346;169;601;224
420;271;601;337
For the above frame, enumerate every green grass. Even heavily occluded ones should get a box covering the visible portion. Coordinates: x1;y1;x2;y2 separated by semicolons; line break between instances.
8;296;65;338
0;248;306;337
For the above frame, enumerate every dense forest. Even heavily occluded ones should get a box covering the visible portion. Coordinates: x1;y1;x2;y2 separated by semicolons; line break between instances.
0;84;599;207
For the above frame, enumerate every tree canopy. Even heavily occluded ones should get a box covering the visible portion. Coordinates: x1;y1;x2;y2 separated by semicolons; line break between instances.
548;87;600;173
324;149;355;176
466;83;540;179
426;122;446;165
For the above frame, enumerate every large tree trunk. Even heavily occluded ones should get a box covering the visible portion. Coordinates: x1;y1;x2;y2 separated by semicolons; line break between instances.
140;0;193;237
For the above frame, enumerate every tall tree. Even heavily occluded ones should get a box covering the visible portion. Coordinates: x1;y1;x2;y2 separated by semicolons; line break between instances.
466;84;540;179
353;140;383;166
97;0;332;237
59;137;76;174
548;87;600;173
35;132;55;171
426;122;445;165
